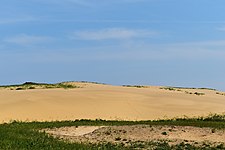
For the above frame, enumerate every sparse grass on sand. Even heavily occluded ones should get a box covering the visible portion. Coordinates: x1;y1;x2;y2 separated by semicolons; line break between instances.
160;87;206;96
0;82;79;90
1;114;225;149
216;92;225;96
122;85;147;88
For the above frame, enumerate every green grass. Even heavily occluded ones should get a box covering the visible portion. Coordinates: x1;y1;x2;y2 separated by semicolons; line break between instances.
1;114;225;149
0;82;79;90
123;85;147;88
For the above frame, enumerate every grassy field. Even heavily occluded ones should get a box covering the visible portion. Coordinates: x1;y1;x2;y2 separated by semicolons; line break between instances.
1;114;225;150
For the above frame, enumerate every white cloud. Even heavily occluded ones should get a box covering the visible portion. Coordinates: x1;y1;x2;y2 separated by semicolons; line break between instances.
71;28;159;40
3;34;53;45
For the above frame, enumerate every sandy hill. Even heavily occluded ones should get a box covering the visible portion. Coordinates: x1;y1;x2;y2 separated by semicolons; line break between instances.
0;82;225;123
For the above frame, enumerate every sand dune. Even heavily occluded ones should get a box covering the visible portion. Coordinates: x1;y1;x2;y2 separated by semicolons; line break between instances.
0;82;225;123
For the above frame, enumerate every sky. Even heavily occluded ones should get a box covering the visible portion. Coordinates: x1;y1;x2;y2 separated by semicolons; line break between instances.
0;0;225;91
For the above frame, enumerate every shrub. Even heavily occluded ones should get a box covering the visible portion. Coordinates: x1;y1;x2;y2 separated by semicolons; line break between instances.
16;87;25;90
115;137;121;141
28;87;35;89
194;92;205;96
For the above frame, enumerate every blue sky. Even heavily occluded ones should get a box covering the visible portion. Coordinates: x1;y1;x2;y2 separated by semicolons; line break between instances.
1;0;225;90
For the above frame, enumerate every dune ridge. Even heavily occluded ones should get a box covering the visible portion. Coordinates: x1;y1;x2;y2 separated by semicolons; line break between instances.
0;82;225;123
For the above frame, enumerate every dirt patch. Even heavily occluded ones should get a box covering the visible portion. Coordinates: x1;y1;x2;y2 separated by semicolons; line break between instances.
43;126;104;137
43;125;225;147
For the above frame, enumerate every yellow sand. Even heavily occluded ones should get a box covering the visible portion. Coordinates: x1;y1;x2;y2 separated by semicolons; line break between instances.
0;82;225;123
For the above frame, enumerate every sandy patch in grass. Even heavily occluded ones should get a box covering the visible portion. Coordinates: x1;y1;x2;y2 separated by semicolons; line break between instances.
43;126;104;137
44;125;225;147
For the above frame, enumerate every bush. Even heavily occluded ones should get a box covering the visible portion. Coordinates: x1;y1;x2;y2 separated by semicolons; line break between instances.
28;87;35;89
16;87;25;90
194;92;205;96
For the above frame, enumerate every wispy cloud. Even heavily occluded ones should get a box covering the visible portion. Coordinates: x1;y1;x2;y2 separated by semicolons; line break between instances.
70;28;159;40
10;39;225;64
90;39;225;60
53;0;92;7
31;0;147;7
87;40;225;61
3;34;54;46
91;0;148;5
0;16;36;25
217;27;225;31
30;0;91;7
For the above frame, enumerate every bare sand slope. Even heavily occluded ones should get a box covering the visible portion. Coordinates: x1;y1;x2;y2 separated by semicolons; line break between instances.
0;82;225;122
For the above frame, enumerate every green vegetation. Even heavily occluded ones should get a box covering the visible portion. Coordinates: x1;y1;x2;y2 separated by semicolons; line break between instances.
193;92;205;96
123;85;147;88
161;131;167;135
1;114;225;149
160;87;205;96
0;82;79;90
216;92;225;96
171;87;216;91
161;86;216;91
79;81;106;85
184;91;205;96
160;87;176;91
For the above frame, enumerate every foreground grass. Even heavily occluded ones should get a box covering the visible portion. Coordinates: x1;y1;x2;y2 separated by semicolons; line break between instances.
1;114;225;150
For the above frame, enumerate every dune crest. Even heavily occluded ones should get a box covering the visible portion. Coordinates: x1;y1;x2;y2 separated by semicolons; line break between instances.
0;82;225;123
